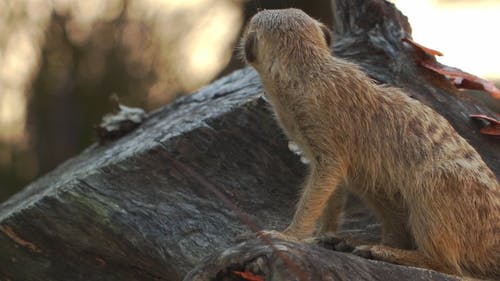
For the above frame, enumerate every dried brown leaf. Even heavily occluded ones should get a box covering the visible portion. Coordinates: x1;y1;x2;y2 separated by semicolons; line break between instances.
470;114;500;136
402;37;443;56
403;37;500;99
233;270;265;281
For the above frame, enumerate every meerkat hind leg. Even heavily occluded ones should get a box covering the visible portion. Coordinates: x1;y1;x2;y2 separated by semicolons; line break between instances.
363;195;414;249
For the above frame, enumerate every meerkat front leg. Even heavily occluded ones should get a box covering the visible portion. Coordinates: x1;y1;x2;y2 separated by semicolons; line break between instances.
281;163;346;240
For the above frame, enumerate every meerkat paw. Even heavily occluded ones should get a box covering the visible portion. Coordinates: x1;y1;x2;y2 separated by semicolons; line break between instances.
235;229;302;242
351;245;448;274
308;234;359;252
256;230;301;242
352;244;404;261
352;245;375;259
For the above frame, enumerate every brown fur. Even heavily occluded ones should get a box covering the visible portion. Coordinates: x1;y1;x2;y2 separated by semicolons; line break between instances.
241;8;500;279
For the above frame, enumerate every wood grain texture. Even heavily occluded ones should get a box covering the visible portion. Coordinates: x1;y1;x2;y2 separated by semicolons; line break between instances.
0;68;308;280
185;238;459;281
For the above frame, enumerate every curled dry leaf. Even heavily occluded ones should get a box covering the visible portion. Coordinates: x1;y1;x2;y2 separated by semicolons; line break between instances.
232;270;265;281
402;37;500;99
421;62;500;100
470;114;500;136
402;37;443;57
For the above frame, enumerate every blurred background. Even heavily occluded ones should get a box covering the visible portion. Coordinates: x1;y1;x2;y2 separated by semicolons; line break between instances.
0;0;498;202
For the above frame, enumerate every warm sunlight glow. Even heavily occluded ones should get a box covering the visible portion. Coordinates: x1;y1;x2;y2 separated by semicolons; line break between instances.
0;0;50;142
392;0;500;80
181;2;242;84
0;0;242;141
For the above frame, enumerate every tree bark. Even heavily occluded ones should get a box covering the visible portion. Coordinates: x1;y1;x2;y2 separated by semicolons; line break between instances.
1;68;305;281
184;238;459;281
0;0;496;280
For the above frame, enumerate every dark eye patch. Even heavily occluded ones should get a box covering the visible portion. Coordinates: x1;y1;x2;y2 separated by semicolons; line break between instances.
320;24;332;47
244;31;257;63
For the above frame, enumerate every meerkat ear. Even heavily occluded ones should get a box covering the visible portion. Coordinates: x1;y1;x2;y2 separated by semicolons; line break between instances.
320;24;332;47
244;31;257;63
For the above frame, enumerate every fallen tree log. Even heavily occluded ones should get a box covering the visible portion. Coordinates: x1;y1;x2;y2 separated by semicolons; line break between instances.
184;238;459;281
0;0;497;280
0;68;303;281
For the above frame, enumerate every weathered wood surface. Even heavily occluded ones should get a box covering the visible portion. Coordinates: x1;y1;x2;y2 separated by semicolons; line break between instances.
0;0;497;280
185;238;459;281
0;68;307;280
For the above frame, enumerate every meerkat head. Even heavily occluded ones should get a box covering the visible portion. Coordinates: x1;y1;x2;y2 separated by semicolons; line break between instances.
241;8;332;69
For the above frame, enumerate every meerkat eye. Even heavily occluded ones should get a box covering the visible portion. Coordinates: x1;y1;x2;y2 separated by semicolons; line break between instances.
244;31;257;63
319;24;332;47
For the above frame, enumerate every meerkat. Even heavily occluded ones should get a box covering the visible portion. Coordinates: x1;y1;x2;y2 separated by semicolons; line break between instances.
241;8;500;279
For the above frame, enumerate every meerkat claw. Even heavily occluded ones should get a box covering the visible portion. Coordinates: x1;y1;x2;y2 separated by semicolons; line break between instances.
308;235;358;252
352;245;374;259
